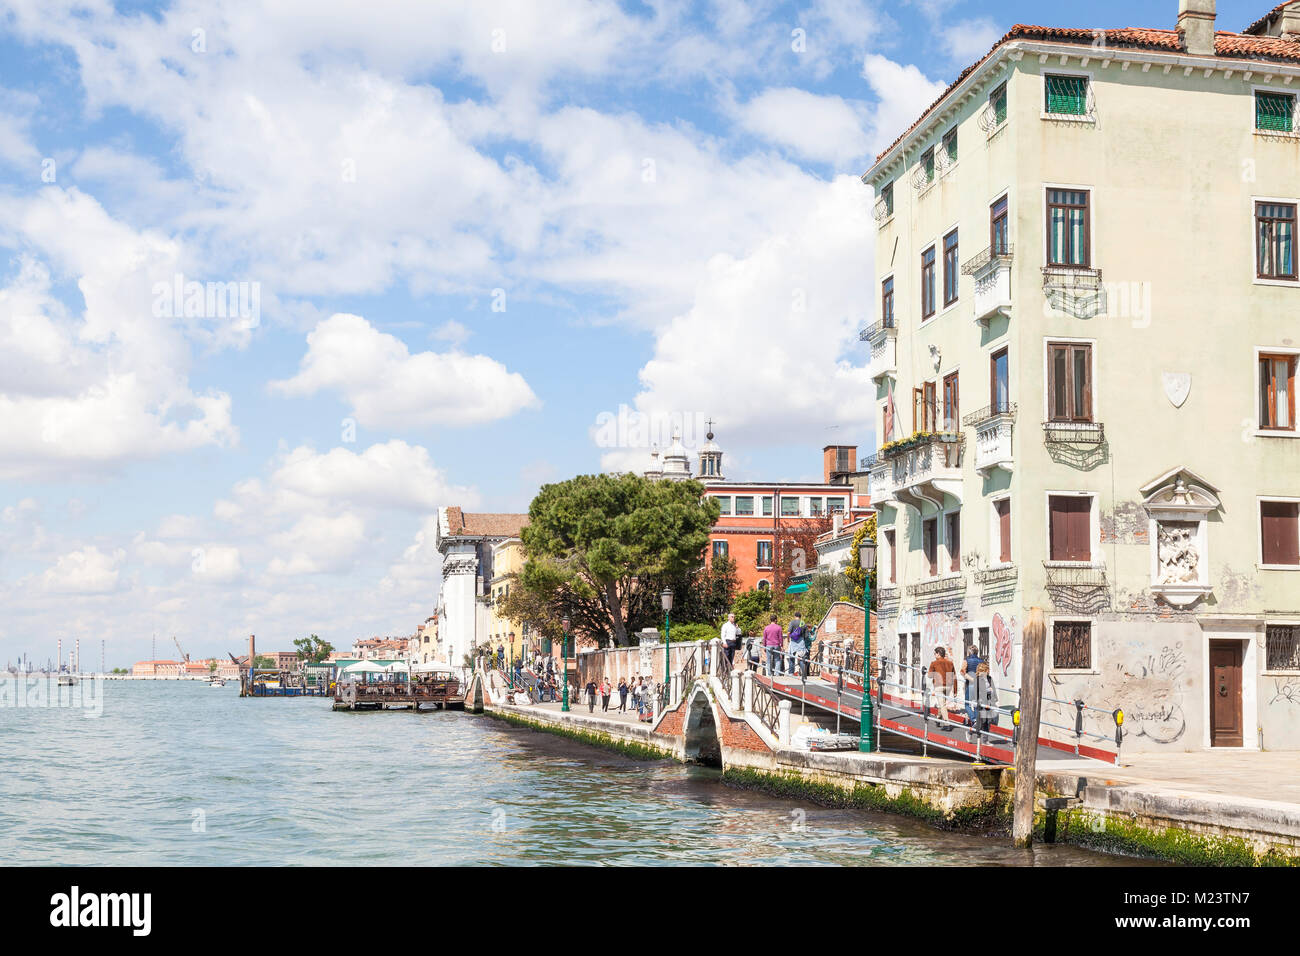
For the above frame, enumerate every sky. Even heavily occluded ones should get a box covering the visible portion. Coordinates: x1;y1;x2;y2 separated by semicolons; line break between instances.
0;0;1270;666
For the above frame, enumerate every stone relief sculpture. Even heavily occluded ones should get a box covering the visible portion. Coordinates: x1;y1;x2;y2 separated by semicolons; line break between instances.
1156;521;1199;585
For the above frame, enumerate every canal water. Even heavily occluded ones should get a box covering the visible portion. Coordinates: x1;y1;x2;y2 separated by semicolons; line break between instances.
0;680;1147;866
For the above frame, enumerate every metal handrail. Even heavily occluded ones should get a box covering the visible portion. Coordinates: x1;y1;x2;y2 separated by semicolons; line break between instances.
748;676;782;737
1043;420;1105;445
858;317;896;342
961;402;1017;427
961;244;1014;276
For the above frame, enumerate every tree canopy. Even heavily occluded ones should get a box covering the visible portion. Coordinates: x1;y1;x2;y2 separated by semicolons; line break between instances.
294;634;334;664
506;473;721;646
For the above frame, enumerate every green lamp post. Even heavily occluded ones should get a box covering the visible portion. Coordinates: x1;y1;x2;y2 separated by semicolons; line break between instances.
661;587;673;705
561;617;571;713
859;537;876;753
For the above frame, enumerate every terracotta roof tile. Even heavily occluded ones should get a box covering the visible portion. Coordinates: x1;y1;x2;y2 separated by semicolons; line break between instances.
870;22;1300;169
444;510;529;538
1244;2;1293;35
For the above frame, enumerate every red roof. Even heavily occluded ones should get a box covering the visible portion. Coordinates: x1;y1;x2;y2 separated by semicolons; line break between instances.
443;507;528;539
871;21;1300;168
1244;2;1296;35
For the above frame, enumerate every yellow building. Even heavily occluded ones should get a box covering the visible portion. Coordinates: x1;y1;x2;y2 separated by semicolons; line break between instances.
488;538;530;663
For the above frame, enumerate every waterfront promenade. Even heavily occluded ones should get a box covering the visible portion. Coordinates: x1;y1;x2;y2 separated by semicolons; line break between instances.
486;679;1300;865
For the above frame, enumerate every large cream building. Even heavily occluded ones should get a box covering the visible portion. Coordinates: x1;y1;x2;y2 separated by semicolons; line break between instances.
862;1;1300;753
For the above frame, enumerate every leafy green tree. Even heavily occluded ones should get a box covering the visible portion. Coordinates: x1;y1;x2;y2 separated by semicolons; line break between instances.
253;655;275;669
843;515;879;609
516;473;720;647
730;587;771;635
208;660;218;673
294;634;334;664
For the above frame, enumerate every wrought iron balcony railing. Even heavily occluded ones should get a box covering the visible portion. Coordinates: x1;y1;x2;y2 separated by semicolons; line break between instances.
962;402;1017;428
859;317;897;342
905;575;966;598
961;244;1014;276
1042;265;1102;290
1043;421;1105;445
974;564;1017;586
1043;562;1108;588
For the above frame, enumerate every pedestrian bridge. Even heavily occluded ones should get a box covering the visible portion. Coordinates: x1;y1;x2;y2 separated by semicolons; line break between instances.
474;638;1124;769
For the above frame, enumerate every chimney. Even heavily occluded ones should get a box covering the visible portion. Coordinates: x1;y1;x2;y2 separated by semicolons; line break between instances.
832;512;843;538
1178;0;1216;57
248;634;255;669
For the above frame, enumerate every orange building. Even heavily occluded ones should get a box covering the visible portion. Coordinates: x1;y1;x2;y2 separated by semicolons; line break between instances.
659;429;870;593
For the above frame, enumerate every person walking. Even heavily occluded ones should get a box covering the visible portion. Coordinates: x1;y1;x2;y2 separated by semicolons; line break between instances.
975;661;998;736
721;613;739;666
961;644;983;733
600;676;612;712
762;614;784;677
927;647;956;721
585;678;597;713
617;677;629;713
788;612;809;680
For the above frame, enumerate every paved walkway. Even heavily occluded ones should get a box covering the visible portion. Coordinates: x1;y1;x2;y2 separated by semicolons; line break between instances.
1039;750;1300;807
526;697;651;726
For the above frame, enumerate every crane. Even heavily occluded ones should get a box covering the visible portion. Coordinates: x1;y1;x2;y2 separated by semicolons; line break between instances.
172;635;189;663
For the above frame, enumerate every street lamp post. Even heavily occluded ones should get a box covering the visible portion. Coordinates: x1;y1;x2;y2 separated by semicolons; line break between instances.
661;588;674;703
561;617;571;712
859;537;877;754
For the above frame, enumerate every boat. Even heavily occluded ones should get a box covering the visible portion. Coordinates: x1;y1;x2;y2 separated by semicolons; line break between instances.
208;677;226;687
57;675;77;686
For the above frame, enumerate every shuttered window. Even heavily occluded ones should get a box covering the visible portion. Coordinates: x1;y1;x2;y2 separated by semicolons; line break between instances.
1052;621;1092;670
945;511;961;573
1256;91;1296;132
1048;342;1093;422
1261;501;1300;566
991;195;1009;255
943;229;959;306
885;529;896;584
995;498;1012;564
923;518;938;577
990;82;1007;126
1049;495;1092;562
1045;75;1088;116
881;276;895;328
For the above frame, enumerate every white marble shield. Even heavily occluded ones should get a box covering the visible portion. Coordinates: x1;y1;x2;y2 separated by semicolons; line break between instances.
1162;372;1191;408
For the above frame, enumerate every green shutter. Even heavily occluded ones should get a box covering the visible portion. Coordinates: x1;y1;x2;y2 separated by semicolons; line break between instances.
1046;75;1088;116
1257;92;1295;132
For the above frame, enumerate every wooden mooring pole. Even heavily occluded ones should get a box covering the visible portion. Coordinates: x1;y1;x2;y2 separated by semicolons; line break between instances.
1012;607;1046;849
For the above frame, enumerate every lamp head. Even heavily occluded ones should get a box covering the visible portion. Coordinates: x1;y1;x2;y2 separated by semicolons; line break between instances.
660;587;674;612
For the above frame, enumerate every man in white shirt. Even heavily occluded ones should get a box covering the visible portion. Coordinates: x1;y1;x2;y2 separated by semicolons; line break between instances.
720;613;740;666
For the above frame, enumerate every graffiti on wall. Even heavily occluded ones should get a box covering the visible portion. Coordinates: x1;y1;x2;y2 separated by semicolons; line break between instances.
1047;642;1188;745
1268;678;1300;709
992;612;1016;677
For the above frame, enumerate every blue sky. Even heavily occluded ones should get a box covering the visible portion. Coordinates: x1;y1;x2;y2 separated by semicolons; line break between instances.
0;0;1270;665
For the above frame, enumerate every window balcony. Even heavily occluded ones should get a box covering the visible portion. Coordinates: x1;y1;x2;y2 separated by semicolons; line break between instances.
860;319;897;384
1042;265;1105;319
962;245;1013;325
865;455;894;506
962;402;1016;475
879;433;964;510
1042;420;1104;445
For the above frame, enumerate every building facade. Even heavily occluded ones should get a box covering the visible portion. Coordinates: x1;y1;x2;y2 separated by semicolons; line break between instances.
862;1;1300;753
434;508;529;671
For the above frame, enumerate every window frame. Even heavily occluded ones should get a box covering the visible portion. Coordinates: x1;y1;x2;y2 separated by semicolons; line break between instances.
990;346;1010;413
716;495;732;516
779;496;800;517
941;126;958;167
1254;197;1298;283
881;180;895;218
990;193;1009;256
1048;617;1097;674
942;228;959;307
920;244;937;320
761;495;773;517
922;517;939;578
1256;348;1298;434
920;146;936;187
989;81;1008;129
1042;70;1094;122
1045;186;1092;268
1045;339;1095;423
1264;622;1300;675
1045;491;1099;565
756;539;774;569
711;539;729;560
991;495;1012;566
1258;496;1300;570
733;495;755;516
881;275;895;329
1253;86;1297;135
884;527;897;585
944;508;961;574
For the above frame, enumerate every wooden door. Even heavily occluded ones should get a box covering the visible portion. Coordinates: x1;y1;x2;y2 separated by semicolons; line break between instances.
1209;641;1243;747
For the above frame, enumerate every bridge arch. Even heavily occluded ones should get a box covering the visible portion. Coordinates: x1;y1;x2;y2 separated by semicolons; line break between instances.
681;683;723;767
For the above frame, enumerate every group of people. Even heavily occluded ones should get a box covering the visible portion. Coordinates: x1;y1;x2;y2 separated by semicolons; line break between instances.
926;644;1000;738
582;675;652;717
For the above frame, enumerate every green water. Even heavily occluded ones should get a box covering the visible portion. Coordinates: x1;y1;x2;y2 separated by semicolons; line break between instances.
0;680;1146;865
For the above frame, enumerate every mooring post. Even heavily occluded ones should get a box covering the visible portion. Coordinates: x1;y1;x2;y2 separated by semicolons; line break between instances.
1013;606;1046;849
778;699;792;747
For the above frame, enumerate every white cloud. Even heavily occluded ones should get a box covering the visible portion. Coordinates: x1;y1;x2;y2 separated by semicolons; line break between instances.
733;88;872;166
39;546;124;594
860;54;949;157
626;175;873;454
941;18;1002;64
270;313;538;429
268;512;367;576
268;441;479;514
